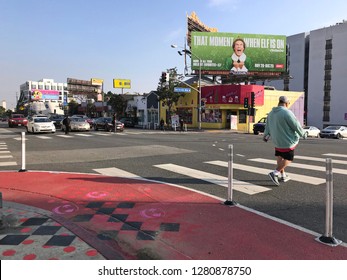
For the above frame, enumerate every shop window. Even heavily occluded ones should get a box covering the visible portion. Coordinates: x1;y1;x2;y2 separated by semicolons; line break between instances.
176;108;193;124
202;109;221;123
239;110;247;124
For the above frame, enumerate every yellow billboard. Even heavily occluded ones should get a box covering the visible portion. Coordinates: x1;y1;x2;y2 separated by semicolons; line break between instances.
113;79;131;89
91;78;104;86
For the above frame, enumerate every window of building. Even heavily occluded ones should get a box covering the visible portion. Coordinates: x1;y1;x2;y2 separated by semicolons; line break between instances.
176;108;193;124
239;110;247;124
201;109;221;123
38;84;43;89
45;85;50;90
31;84;37;89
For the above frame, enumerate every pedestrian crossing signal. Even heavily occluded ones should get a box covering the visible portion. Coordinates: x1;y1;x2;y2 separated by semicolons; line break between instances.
244;97;249;108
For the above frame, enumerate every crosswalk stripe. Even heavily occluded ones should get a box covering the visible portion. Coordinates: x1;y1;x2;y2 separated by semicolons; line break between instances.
0;151;10;153
323;153;347;158
295;155;347;165
206;160;326;185
56;135;74;138
36;136;52;139
74;133;93;137
154;163;271;195
93;167;143;180
0;155;13;159
0;162;17;166
249;158;347;176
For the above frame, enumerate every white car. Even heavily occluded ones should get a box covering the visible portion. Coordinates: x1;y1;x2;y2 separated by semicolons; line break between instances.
26;116;56;134
302;126;320;138
319;125;347;139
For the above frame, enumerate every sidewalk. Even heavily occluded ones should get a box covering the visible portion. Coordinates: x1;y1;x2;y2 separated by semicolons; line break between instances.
1;170;347;260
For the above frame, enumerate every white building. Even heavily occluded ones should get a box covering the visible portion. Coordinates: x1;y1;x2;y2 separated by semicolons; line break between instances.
19;78;69;115
264;20;347;129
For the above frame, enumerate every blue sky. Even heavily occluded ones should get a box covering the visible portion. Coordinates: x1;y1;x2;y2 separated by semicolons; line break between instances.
1;0;346;109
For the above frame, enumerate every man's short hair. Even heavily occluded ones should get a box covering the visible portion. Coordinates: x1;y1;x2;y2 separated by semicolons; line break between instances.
279;96;290;104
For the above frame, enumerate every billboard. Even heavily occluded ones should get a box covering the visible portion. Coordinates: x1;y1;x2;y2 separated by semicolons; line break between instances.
31;90;59;101
191;32;286;76
113;79;131;89
91;78;104;86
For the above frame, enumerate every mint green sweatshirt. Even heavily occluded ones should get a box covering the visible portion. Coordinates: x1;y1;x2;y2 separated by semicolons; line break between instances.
263;106;305;149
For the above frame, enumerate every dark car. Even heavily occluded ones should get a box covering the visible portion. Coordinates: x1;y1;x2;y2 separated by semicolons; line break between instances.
119;117;136;127
253;117;267;135
93;117;124;132
49;115;64;129
8;114;28;127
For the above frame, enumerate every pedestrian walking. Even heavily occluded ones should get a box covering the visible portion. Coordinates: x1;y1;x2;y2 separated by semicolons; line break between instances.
62;115;70;135
263;96;306;186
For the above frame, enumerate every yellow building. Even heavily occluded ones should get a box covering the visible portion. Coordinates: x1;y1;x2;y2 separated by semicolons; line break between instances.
160;84;304;132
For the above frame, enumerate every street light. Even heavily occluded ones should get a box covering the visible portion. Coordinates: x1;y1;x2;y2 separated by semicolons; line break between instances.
171;44;202;130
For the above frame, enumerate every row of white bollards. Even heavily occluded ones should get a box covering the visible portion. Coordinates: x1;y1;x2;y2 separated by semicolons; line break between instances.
224;144;342;246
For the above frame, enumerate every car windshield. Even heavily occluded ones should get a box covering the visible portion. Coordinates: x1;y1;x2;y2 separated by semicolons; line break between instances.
325;126;340;130
72;118;85;122
12;115;24;118
34;118;51;123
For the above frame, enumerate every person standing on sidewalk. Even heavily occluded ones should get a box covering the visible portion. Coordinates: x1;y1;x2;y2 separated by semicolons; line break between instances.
112;113;116;133
263;96;306;186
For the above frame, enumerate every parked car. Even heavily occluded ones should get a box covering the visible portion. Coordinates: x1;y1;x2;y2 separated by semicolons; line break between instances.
8;114;28;127
62;117;90;132
253;117;267;135
71;115;93;128
93;117;124;132
119;117;136;127
319;126;347;139
49;114;64;129
302;126;320;138
26;115;56;134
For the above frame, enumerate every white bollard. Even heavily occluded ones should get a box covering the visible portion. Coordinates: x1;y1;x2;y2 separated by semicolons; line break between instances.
19;131;27;172
317;158;341;246
224;144;236;206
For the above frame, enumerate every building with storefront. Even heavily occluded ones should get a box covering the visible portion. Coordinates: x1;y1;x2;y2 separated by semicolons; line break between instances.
160;84;304;132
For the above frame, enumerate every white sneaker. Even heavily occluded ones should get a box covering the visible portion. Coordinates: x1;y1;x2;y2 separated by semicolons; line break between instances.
279;175;291;182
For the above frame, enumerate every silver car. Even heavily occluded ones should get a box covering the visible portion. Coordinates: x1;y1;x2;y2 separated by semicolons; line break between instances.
62;117;90;132
319;126;347;139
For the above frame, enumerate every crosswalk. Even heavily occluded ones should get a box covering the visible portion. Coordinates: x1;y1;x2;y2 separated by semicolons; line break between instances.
0;141;17;166
94;153;347;196
8;130;190;140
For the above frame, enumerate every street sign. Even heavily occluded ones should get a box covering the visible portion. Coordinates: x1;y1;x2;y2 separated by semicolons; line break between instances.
174;87;191;93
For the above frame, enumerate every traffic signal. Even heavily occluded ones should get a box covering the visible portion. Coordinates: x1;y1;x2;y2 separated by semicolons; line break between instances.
251;92;255;108
161;72;167;83
161;72;169;83
244;97;249;108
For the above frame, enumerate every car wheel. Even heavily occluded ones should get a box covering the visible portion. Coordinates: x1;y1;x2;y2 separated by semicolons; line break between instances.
94;125;98;131
253;130;259;135
32;128;35;134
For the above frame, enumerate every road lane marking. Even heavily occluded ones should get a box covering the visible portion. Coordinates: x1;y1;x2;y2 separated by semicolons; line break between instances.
206;160;325;185
0;162;17;166
154;163;271;195
323;153;347;158
0;155;13;159
295;155;347;165
249;158;347;176
93;167;143;180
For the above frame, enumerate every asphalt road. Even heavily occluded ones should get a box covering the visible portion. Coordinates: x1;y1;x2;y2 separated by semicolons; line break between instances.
1;122;347;242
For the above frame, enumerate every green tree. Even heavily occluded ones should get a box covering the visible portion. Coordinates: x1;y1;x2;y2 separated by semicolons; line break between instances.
156;67;185;124
106;91;127;117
